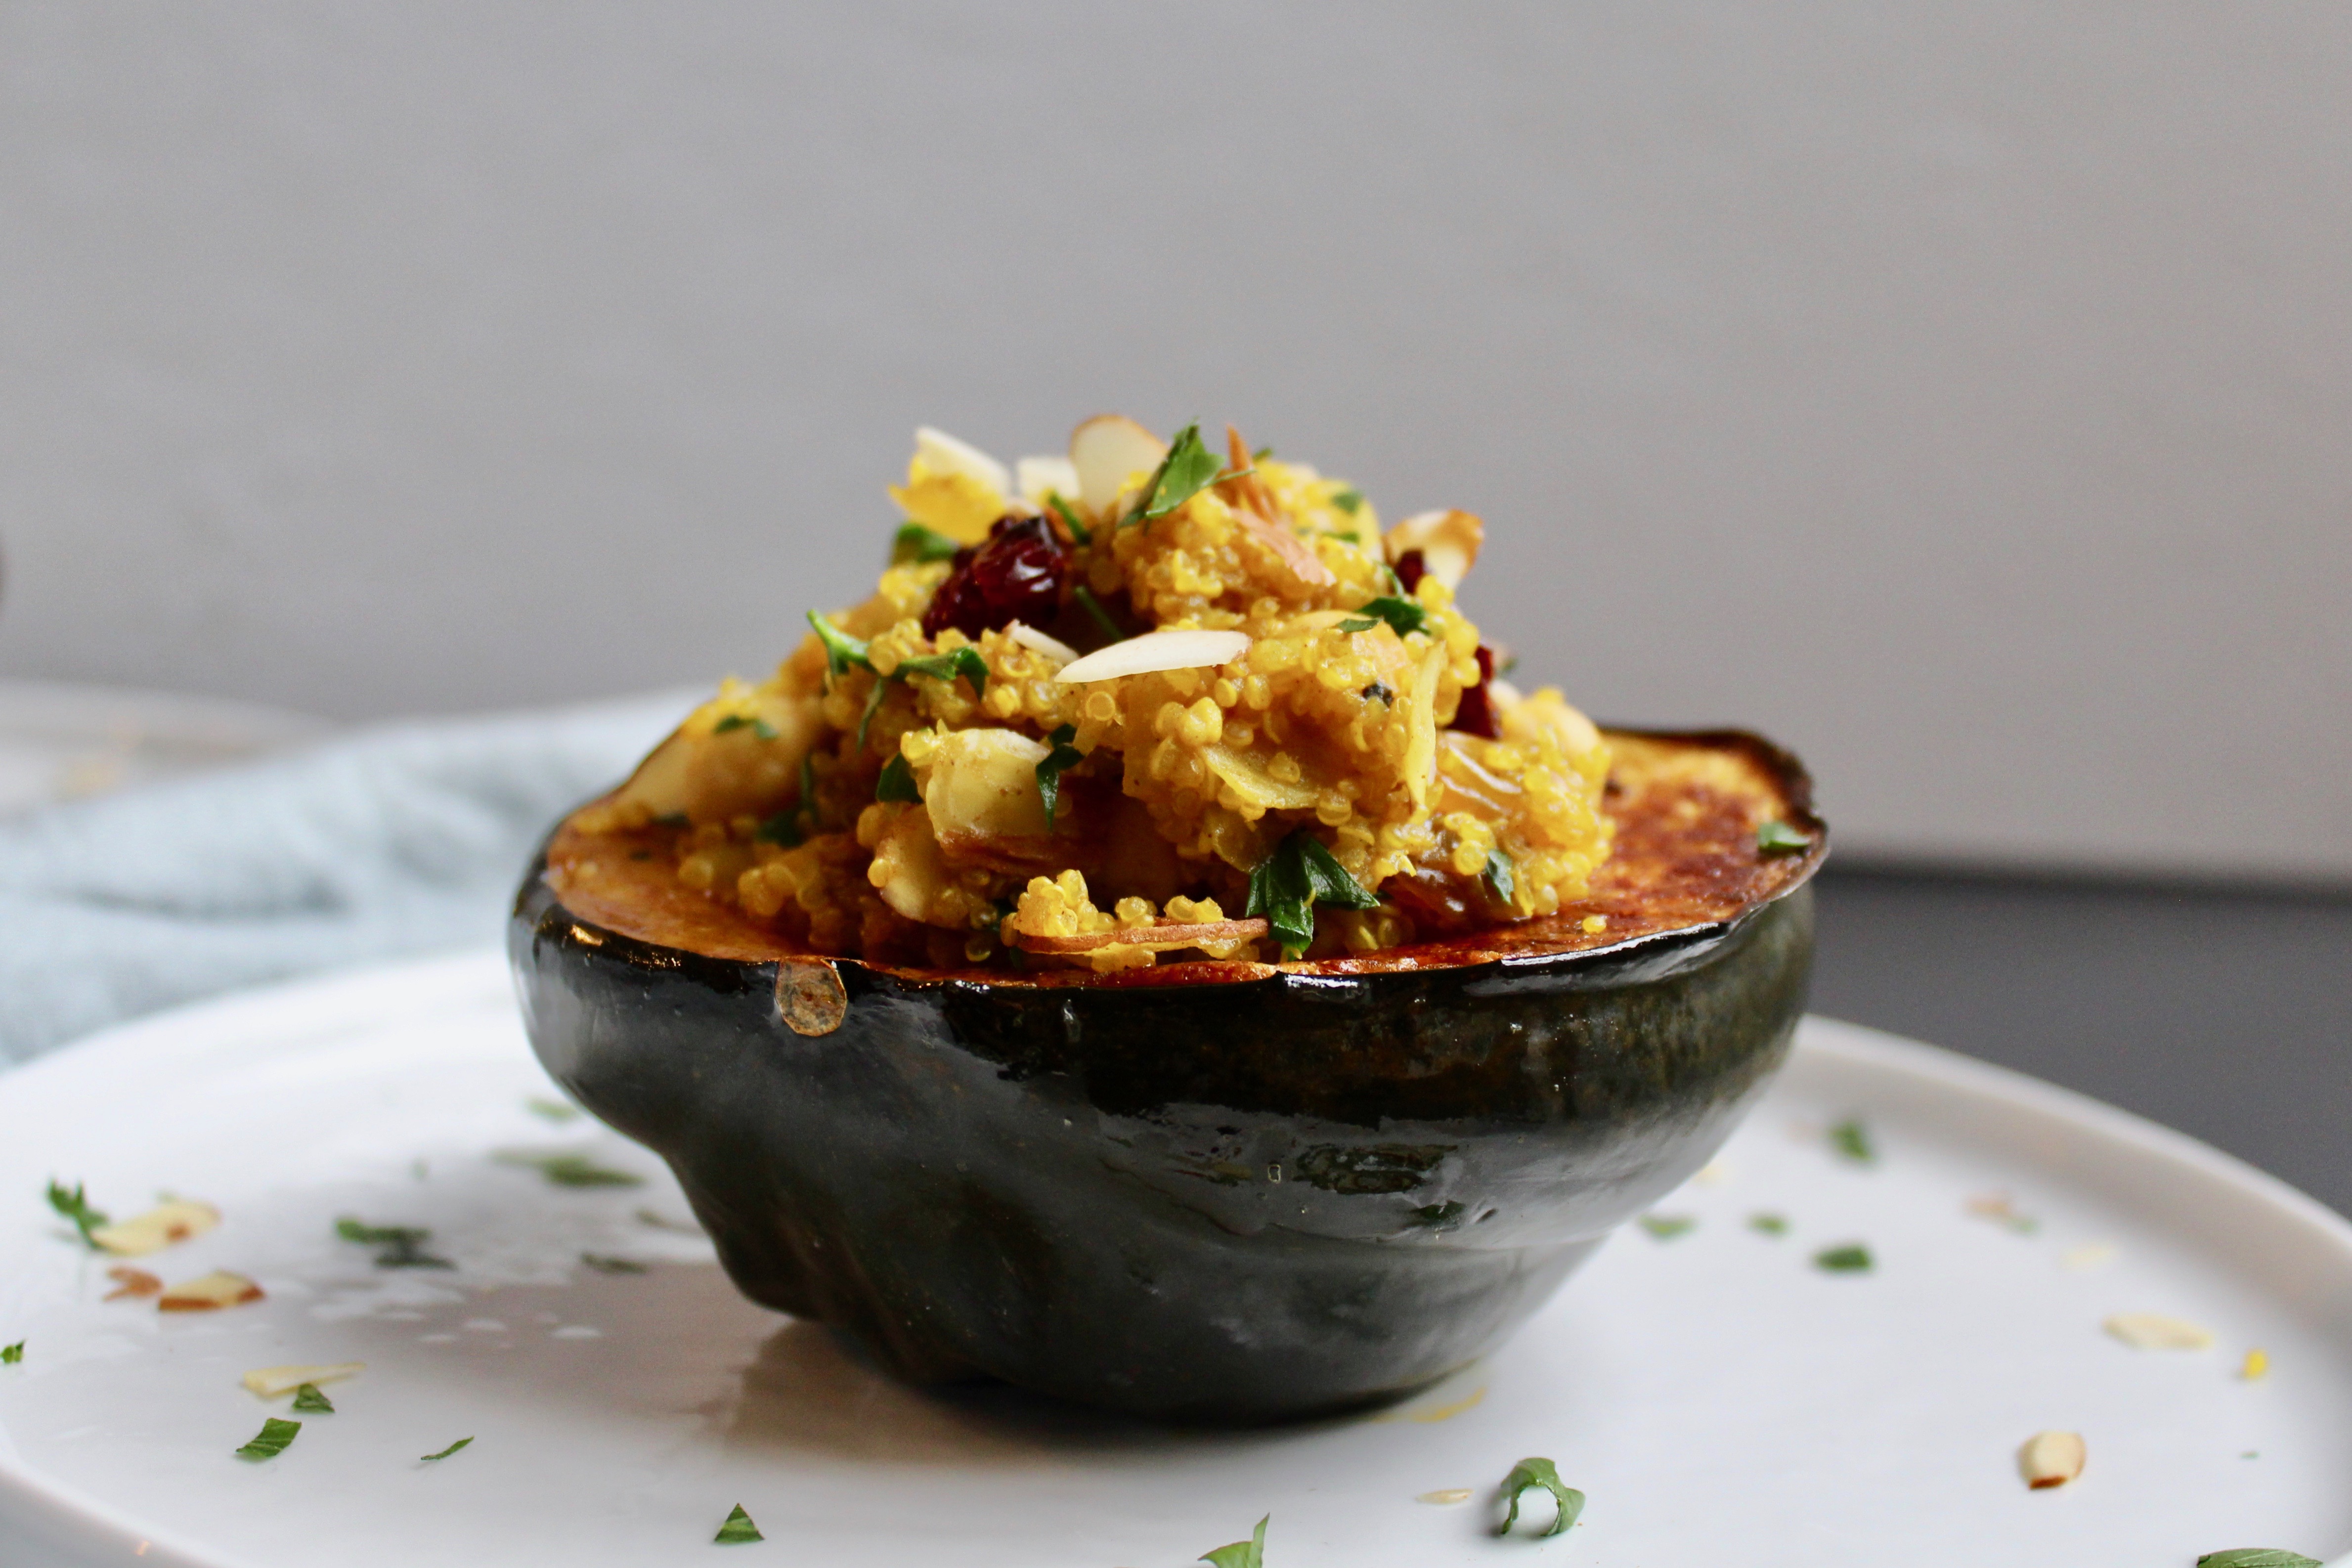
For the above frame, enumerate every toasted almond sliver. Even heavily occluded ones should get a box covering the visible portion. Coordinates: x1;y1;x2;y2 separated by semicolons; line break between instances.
2103;1311;2214;1351
1053;629;1251;684
2018;1430;2086;1489
158;1270;265;1312
242;1362;364;1399
90;1199;220;1258
104;1266;163;1300
1010;918;1270;956
1005;622;1078;665
1416;1489;1474;1505
2061;1242;2118;1271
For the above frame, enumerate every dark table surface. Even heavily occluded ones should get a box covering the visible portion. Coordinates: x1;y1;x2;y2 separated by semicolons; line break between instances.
1808;867;2352;1221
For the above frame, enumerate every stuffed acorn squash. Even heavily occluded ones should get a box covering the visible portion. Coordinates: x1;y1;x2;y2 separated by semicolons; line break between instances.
511;419;1825;1422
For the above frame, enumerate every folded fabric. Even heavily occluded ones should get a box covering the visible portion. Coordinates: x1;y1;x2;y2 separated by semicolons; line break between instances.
0;693;688;1066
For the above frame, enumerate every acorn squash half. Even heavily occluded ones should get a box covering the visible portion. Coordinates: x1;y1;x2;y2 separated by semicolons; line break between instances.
509;728;1824;1423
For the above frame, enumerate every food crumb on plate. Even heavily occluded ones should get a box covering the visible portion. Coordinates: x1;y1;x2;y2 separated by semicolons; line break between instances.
2241;1348;2269;1380
89;1199;220;1258
2103;1312;2215;1351
1417;1489;1474;1505
243;1363;363;1399
2017;1429;2086;1489
1964;1191;2039;1234
157;1270;264;1311
2061;1242;2118;1271
103;1266;162;1300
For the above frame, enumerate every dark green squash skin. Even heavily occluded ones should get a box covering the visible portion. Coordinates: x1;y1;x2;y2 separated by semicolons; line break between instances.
511;854;1815;1424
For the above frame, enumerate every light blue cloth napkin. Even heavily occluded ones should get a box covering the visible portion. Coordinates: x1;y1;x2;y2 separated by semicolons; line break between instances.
0;693;689;1066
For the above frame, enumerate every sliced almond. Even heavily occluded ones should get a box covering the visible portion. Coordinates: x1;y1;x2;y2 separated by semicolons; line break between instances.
1014;455;1081;509
1005;621;1078;665
90;1199;220;1257
2018;1430;2086;1489
1069;415;1167;516
913;426;1010;498
1009;917;1269;955
158;1269;265;1312
1053;628;1250;684
1233;508;1335;589
2103;1311;2214;1351
243;1362;364;1399
104;1266;162;1301
1385;508;1484;589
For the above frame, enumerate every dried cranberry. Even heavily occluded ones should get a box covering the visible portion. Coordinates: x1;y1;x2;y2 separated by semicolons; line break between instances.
1394;549;1428;594
921;514;1068;640
1448;645;1501;739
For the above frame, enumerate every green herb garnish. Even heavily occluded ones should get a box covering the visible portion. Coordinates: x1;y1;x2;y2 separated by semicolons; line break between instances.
1756;819;1810;855
45;1180;108;1248
755;810;803;847
1246;830;1381;958
1199;1515;1267;1568
1335;616;1380;633
1129;422;1224;526
1;1342;21;1365
1828;1118;1875;1165
580;1253;649;1274
1250;444;1273;462
1483;849;1517;907
715;1503;764;1544
891;521;964;564
1360;682;1394;704
874;754;920;803
891;644;989;697
235;1417;302;1461
290;1383;335;1413
1639;1214;1695;1240
759;754;821;845
336;1218;454;1269
1072;583;1124;644
806;610;872;676
526;1096;581;1123
1350;595;1429;637
420;1436;473;1462
1749;1212;1789;1236
1814;1243;1873;1273
495;1152;644;1188
1035;724;1085;830
1330;487;1363;515
1045;493;1092;546
2198;1554;2323;1567
712;713;780;740
1498;1457;1585;1537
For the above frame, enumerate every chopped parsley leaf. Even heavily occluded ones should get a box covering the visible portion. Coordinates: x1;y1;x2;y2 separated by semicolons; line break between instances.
580;1253;649;1275
1483;849;1517;908
1749;1212;1790;1236
1199;1515;1267;1568
712;714;780;740
1246;830;1380;958
1639;1213;1695;1241
805;610;872;676
495;1152;644;1188
1498;1457;1585;1538
1756;819;1810;854
1335;616;1380;634
45;1180;108;1248
1330;487;1363;515
1250;444;1273;462
1829;1118;1875;1165
1;1342;21;1365
2197;1554;2323;1567
290;1383;335;1413
336;1218;453;1270
1045;493;1092;546
420;1436;473;1462
715;1503;764;1544
890;521;963;565
526;1096;581;1123
1129;422;1224;526
235;1417;301;1461
1814;1243;1873;1273
759;754;820;845
874;754;920;803
1360;682;1394;704
1352;595;1429;637
1072;583;1124;644
892;644;989;697
1035;724;1085;830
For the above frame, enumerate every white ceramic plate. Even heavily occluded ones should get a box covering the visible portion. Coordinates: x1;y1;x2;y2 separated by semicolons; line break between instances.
0;952;2346;1568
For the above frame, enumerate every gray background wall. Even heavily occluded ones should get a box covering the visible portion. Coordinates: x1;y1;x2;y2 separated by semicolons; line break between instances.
2;2;2346;881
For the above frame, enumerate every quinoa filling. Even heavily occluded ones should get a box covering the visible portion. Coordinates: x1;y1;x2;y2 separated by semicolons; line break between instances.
572;418;1614;972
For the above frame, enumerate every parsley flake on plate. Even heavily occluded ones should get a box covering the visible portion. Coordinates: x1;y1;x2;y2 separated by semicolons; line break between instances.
581;1253;649;1275
336;1218;453;1270
290;1383;335;1414
494;1152;644;1188
1246;830;1381;958
420;1437;473;1462
235;1418;301;1461
1497;1456;1585;1537
1034;725;1085;830
526;1096;581;1123
1814;1243;1873;1273
1;1342;21;1365
44;1180;108;1248
714;1503;764;1544
1639;1214;1696;1241
1828;1118;1876;1165
1199;1515;1267;1568
1749;1212;1790;1236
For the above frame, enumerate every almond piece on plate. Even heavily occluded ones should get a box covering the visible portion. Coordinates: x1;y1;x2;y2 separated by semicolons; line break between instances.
2019;1430;2086;1489
90;1199;220;1257
243;1362;364;1399
158;1270;264;1311
103;1266;162;1300
2103;1312;2215;1350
